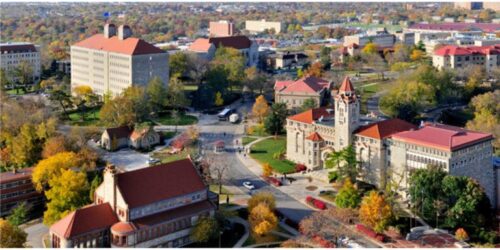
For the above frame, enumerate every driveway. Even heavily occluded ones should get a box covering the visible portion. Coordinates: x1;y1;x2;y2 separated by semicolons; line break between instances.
23;221;48;248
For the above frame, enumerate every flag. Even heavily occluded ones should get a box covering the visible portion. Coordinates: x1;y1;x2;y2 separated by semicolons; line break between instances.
103;12;110;19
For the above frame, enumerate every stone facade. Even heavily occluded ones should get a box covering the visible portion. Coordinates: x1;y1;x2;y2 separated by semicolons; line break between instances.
0;42;41;84
245;20;283;34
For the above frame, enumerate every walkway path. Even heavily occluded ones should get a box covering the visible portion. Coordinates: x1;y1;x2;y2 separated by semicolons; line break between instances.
227;216;250;248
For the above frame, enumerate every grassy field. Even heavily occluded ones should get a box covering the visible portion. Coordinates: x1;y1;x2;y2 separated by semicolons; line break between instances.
242;136;258;146
249;137;295;174
67;107;102;126
151;141;198;164
359;82;382;114
155;113;198;126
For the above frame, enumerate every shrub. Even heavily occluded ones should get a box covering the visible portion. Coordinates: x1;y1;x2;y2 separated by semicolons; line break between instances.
356;224;386;242
478;229;497;244
306;196;313;203
313;199;326;210
295;164;307;172
328;171;339;182
455;228;469;241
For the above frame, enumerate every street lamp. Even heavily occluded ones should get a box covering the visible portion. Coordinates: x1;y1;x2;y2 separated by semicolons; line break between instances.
218;230;223;248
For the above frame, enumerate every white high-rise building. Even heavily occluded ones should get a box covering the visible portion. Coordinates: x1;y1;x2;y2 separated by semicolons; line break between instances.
71;24;169;96
0;42;41;84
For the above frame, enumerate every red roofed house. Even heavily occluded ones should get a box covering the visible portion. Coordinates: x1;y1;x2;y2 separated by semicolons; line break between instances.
432;44;500;73
71;23;169;96
50;159;218;248
100;125;160;151
274;76;332;110
188;35;258;67
389;123;495;205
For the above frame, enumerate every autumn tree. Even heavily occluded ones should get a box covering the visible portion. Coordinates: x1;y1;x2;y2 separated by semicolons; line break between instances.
335;179;361;209
252;95;270;123
214;91;224;106
169;51;190;77
303;61;324;78
190;216;219;243
455;228;468;241
42;136;71;158
43;169;90;225
99;95;136;127
167;76;189;108
0;219;27;248
262;163;273;177
14;60;33;91
49;89;72;118
146;77;168;114
249;203;278;235
32;151;78;191
248;192;276;212
466;90;499;154
410;49;424;61
362;42;378;55
359;191;392;233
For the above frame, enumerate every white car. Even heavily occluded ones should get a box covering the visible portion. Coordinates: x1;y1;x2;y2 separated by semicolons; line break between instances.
148;158;160;165
242;181;255;190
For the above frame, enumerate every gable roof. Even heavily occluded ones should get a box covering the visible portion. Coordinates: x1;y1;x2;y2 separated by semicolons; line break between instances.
275;76;330;94
188;38;213;52
73;34;165;55
434;44;500;56
288;107;333;124
50;203;118;238
209;35;253;49
391;123;493;151
339;76;355;92
0;43;37;53
306;132;324;141
105;126;133;140
355;118;417;140
116;158;206;208
130;126;156;141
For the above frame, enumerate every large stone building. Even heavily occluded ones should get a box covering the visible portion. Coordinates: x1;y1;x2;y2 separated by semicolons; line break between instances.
432;44;500;73
188;36;258;67
285;76;496;205
274;76;332;110
407;23;500;35
50;159;217;248
0;168;45;217
0;42;41;84
343;31;396;48
245;20;283;34
209;20;235;37
71;23;169;96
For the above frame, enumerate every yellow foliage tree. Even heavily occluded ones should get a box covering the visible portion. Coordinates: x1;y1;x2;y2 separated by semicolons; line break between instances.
362;42;378;54
0;219;27;248
303;61;323;77
455;228;469;241
252;95;270;123
359;191;392;233
248;192;276;212
249;203;278;235
43;169;89;225
410;49;424;61
73;85;93;97
214;91;224;106
32;151;78;192
262;163;273;178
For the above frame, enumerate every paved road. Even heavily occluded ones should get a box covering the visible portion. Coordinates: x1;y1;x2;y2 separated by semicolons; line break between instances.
23;222;48;248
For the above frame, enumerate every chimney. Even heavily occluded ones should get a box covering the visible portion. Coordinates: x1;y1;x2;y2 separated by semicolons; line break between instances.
118;25;132;40
104;164;118;210
104;23;116;38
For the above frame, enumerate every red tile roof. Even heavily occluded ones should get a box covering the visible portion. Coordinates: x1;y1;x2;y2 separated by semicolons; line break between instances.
275;76;331;94
0;167;34;183
133;200;214;229
409;22;500;33
306;132;324;141
0;44;37;53
355;118;417;139
111;221;136;235
105;126;133;140
73;34;165;55
288;107;333;124
391;123;493;151
434;44;500;56
116;158;206;208
188;38;213;52
339;76;354;92
50;203;118;238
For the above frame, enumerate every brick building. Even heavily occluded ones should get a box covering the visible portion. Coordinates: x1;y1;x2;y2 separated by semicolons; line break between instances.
0;168;44;217
432;44;500;73
209;20;235;37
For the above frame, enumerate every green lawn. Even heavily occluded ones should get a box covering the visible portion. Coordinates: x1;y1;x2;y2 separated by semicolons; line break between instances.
6;88;28;95
67;107;102;126
359;82;382;114
154;113;198;126
183;85;198;91
242;136;258;146
249;137;295;174
151;141;198;164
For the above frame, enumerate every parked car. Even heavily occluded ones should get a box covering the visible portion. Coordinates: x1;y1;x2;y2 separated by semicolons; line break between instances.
148;158;160;165
242;181;255;190
267;177;282;187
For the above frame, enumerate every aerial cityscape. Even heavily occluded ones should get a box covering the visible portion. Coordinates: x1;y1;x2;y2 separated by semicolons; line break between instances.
1;1;500;248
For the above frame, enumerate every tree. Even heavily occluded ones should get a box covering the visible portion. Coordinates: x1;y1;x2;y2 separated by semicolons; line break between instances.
455;228;469;241
214;91;224;106
169;52;189;77
204;153;231;196
122;86;151;122
335;179;361;208
408;165;447;220
190;216;219;243
211;46;245;92
464;65;485;96
466;90;499;154
7;202;29;226
410;49;424;61
264;102;288;136
99;95;136;127
262;163;273;177
325;145;359;183
43;169;89;225
252;95;270;123
359;191;392;233
32;151;78;192
249;203;278;235
146;77;168;114
89;173;102;202
49;89;72;119
362;42;378;55
40;78;56;91
14;60;33;91
167;76;189;108
0;219;27;248
248;192;276;212
0;69;11;94
10;123;40;168
42;136;71;159
300;98;317;111
303;62;324;78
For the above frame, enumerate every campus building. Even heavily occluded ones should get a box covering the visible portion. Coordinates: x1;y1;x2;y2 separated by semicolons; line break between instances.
0;168;44;217
343;31;396;48
188;35;259;67
209;20;235;37
432;44;500;73
49;159;217;248
245;20;283;34
284;77;496;205
274;76;332;110
71;23;169;96
0;42;41;84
